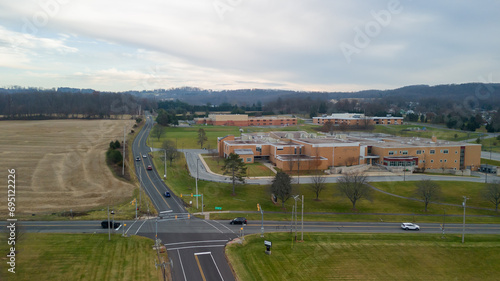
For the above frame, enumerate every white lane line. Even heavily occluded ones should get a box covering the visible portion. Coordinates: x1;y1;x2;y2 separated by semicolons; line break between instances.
212;220;236;235
134;218;150;235
194;252;211;256
209;252;225;281
203;220;224;233
167;245;226;251
177;249;187;281
164;240;229;247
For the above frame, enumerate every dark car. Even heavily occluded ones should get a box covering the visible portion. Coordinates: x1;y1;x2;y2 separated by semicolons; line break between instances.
101;221;120;229
230;217;247;225
164;191;171;197
135;156;141;161
147;165;152;170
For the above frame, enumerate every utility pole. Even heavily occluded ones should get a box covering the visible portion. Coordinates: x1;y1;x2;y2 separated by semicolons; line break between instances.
258;204;264;238
122;126;126;175
139;168;142;214
293;195;300;241
108;205;111;241
164;149;167;179
301;195;304;241
196;158;199;209
462;196;469;243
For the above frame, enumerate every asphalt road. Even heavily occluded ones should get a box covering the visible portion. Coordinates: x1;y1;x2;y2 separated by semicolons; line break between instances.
10;218;500;280
13;117;499;281
133;114;236;281
13;219;500;236
184;149;500;185
133;114;186;214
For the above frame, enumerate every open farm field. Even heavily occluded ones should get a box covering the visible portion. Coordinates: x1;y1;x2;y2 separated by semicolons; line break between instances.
0;119;136;215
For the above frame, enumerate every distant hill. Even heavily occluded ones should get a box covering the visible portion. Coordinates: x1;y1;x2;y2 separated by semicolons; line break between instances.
2;83;499;107
125;83;500;107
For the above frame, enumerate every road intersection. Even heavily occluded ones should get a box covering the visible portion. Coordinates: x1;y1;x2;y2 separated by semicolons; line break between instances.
11;115;500;281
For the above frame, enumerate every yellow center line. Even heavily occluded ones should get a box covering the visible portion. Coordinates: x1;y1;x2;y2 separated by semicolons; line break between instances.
194;255;207;281
137;124;172;209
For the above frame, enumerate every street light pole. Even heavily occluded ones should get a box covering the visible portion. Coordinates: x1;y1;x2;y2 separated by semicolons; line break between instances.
292;195;300;241
196;158;199;209
122;126;126;176
108;205;110;241
164;149;167;179
462;196;469;243
301;195;304;241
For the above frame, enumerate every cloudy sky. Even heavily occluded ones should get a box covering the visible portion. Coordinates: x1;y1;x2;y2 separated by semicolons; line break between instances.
0;0;499;92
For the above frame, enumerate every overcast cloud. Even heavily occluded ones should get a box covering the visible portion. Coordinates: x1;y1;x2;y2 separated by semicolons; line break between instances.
0;0;498;92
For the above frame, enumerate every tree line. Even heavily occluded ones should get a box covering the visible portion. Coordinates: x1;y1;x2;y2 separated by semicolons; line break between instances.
0;91;147;119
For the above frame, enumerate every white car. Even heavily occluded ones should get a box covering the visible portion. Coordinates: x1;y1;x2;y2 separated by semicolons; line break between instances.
401;222;420;231
143;154;147;158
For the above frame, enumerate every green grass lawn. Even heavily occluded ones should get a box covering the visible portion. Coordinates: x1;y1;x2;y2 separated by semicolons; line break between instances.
148;124;320;150
0;233;162;281
371;181;496;212
227;232;500;281
202;155;276;177
481;158;500;166
373;124;482;141
152;151;500;222
477;136;500;153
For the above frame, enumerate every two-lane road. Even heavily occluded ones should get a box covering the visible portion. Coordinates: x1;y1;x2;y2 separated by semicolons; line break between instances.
132;114;236;280
132;114;185;214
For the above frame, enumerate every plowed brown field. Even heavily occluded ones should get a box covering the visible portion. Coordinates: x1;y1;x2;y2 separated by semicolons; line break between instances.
0;119;136;214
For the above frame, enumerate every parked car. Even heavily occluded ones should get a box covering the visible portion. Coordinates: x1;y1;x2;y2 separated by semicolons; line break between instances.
101;221;120;229
401;222;420;230
164;191;171;197
147;165;152;170
230;217;247;225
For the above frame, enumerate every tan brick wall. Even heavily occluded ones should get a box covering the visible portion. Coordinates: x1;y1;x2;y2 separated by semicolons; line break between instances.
214;114;248;122
218;135;235;157
371;145;473;170
463;145;481;170
333;146;360;166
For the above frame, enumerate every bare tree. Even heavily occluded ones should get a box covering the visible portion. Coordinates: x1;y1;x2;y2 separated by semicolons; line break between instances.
321;121;335;135
338;122;349;132
208;144;219;163
271;171;293;209
162;140;179;164
197;128;208;149
415;179;441;212
345;156;358;166
336;172;372;210
309;170;326;200
482;181;500;212
151;125;164;141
